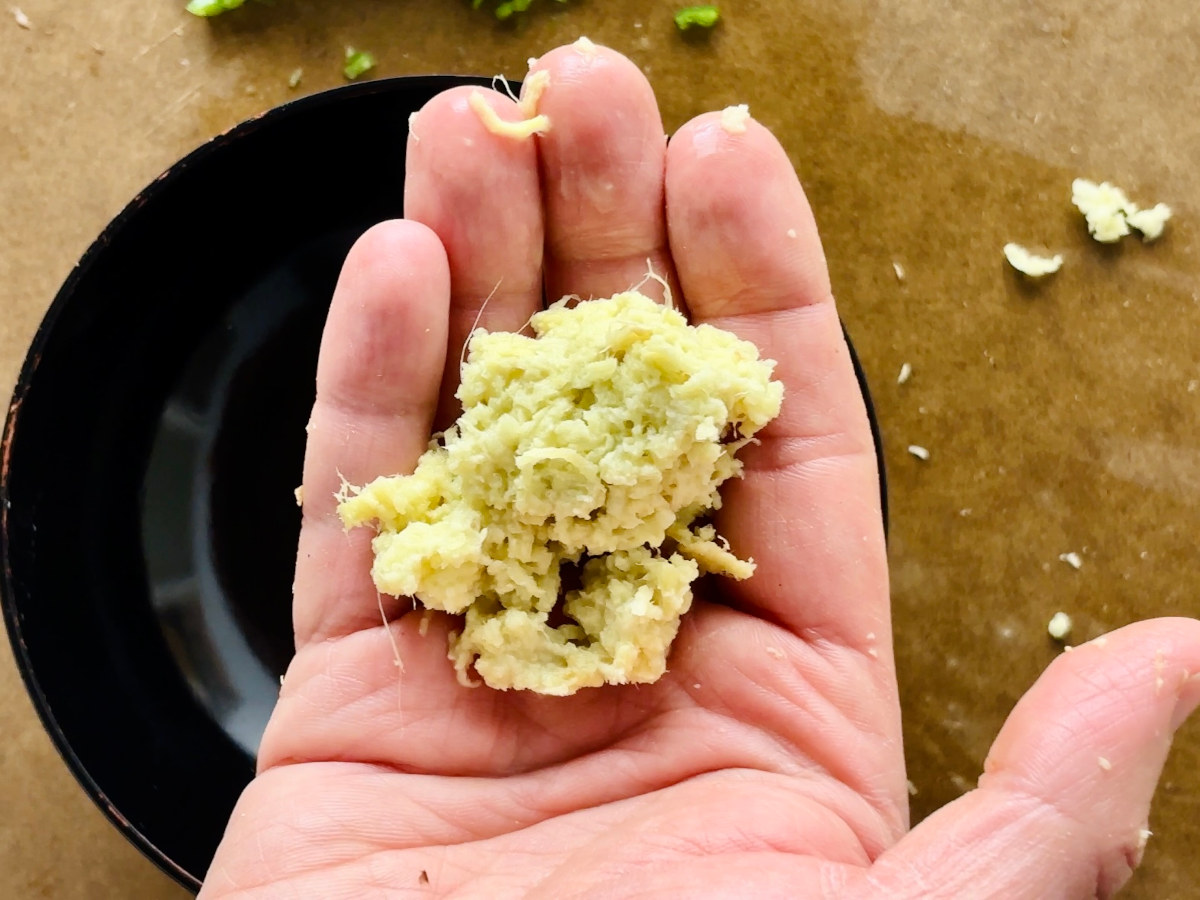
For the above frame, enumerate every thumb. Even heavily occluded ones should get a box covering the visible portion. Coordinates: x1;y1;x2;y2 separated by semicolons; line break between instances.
858;617;1200;900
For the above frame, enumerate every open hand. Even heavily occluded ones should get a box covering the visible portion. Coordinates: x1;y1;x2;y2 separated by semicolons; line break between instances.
199;43;1200;899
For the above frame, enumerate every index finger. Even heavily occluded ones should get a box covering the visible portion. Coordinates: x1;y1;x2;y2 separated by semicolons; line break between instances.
292;221;450;647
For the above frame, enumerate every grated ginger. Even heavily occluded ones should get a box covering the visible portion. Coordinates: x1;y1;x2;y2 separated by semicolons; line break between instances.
1003;243;1063;277
338;290;783;695
1072;178;1172;244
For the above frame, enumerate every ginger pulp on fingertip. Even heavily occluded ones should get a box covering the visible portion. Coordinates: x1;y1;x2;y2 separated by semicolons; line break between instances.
337;291;783;695
517;69;551;119
469;69;551;140
720;104;751;134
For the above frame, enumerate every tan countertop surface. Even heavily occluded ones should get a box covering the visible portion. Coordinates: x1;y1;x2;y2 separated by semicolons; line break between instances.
2;1;1198;897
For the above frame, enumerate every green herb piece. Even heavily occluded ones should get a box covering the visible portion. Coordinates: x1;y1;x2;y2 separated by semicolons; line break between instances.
674;5;720;30
343;48;376;81
495;0;533;19
186;0;246;16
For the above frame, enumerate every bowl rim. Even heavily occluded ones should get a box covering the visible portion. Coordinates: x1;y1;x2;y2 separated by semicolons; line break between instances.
0;72;493;893
1;70;886;894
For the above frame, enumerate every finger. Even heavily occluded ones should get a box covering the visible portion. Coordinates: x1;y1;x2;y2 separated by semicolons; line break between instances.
293;221;450;647
405;86;545;430
858;618;1200;900
665;111;887;655
531;42;679;306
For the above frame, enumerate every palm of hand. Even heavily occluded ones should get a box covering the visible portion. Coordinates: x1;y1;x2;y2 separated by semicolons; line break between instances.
199;44;1200;900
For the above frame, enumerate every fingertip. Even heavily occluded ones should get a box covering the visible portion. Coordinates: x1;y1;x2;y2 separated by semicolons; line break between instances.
1089;617;1200;731
670;108;773;160
407;85;537;160
530;39;644;89
666;109;831;319
320;219;449;396
339;218;449;290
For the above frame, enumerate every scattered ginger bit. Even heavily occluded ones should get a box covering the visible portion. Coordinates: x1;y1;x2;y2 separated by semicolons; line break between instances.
1126;203;1172;242
1003;243;1063;277
1047;611;1073;640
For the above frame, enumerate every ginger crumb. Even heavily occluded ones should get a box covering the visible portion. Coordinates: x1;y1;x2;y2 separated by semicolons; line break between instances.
1137;828;1153;853
893;261;906;281
469;90;550;140
720;104;750;135
1072;179;1133;243
293;485;304;507
1058;551;1083;570
408;111;419;141
418;610;433;636
573;36;598;57
786;228;797;239
1127;203;1172;242
765;646;785;660
1003;243;1063;277
897;362;912;385
13;7;31;28
907;444;930;461
338;290;782;695
1097;756;1112;771
288;67;303;89
1047;611;1073;641
906;779;919;796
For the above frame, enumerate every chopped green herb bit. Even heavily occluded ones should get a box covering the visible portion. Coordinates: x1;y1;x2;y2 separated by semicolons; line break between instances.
476;0;566;18
343;48;376;81
496;0;533;19
674;5;720;30
186;0;246;16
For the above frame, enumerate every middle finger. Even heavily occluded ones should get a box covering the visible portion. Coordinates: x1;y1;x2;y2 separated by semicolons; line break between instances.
532;42;680;308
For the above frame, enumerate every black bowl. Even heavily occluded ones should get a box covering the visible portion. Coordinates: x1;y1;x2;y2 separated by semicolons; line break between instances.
0;75;887;893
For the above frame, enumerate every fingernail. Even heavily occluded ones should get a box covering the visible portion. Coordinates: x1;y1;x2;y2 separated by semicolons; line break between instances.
1170;672;1200;731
